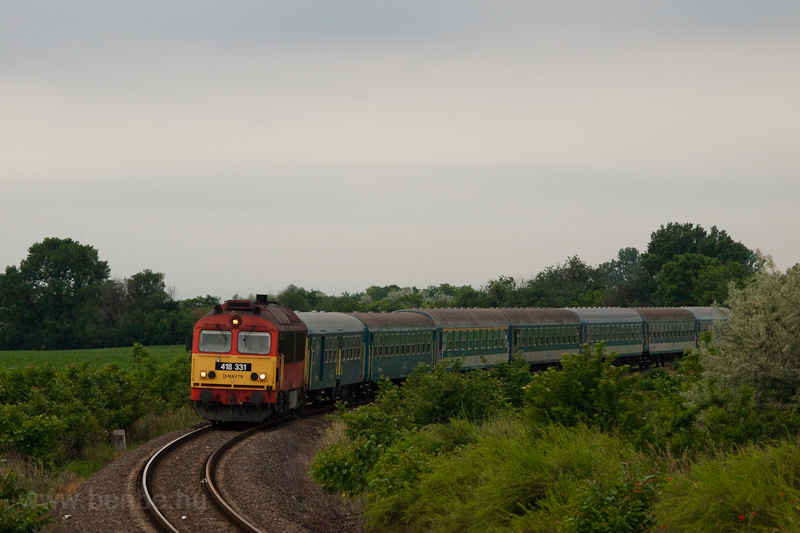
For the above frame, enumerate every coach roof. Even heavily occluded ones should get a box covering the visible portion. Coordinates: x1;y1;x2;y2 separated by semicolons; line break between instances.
396;308;510;328
295;312;365;335
567;308;643;324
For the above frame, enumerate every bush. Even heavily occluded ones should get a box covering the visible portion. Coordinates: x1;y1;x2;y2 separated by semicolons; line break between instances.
0;466;54;533
366;422;649;533
524;343;634;431
558;468;657;533
311;359;529;497
699;255;800;408
654;439;800;532
368;418;479;499
0;344;192;467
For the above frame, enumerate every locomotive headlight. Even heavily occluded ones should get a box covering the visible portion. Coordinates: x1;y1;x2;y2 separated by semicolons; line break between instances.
259;373;266;381
200;371;207;379
231;317;241;327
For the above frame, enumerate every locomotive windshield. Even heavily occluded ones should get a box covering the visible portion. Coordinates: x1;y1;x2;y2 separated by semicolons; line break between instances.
199;330;232;353
238;331;271;354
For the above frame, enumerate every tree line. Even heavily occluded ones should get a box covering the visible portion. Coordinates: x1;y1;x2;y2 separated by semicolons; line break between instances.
276;222;758;312
0;223;758;350
0;238;218;350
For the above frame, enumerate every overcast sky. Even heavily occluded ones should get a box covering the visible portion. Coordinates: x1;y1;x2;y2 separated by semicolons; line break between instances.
1;1;798;300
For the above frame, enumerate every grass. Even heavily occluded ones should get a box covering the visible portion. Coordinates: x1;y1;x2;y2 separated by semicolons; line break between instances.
0;345;187;370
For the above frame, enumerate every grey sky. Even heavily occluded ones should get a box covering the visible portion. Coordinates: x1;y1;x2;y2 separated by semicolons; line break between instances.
2;1;798;300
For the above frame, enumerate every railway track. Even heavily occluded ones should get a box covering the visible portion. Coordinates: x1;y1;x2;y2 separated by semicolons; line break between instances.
139;404;349;533
140;423;268;533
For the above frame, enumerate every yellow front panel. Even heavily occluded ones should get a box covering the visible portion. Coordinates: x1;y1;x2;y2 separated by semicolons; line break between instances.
192;354;277;389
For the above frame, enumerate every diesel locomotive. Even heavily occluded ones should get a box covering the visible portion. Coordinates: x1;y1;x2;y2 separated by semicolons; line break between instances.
189;295;726;422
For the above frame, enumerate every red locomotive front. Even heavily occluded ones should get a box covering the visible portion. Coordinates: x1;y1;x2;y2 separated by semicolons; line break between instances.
190;296;308;422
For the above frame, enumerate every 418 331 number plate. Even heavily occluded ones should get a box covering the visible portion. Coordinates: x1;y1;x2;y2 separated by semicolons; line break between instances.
215;362;251;372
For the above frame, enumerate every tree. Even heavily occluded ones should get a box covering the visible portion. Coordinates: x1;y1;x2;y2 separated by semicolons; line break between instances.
0;238;110;349
0;266;31;349
640;223;709;276
600;247;643;288
639;223;755;306
484;275;521;307
276;284;324;311
521;256;606;307
699;254;800;408
125;269;174;313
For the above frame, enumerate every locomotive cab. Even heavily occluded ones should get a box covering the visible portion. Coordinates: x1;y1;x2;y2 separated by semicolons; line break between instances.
190;297;307;422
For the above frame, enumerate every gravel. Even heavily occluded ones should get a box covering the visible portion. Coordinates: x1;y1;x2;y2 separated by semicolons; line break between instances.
218;415;364;533
51;416;362;533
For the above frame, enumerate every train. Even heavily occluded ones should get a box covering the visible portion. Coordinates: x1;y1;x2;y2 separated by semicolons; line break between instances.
188;295;727;422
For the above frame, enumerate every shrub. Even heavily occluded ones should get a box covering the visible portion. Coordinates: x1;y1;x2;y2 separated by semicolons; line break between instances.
0;344;192;467
0;466;54;533
366;422;648;533
698;255;800;409
654;439;800;532
524;343;635;431
558;468;657;533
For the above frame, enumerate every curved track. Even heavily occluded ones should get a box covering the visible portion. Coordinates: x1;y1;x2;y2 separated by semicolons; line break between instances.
139;404;348;533
203;424;266;533
140;423;267;533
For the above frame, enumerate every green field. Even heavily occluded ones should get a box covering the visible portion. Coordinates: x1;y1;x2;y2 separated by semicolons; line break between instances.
0;345;188;370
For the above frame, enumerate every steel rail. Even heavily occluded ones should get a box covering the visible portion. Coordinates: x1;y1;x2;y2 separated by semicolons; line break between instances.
201;403;361;533
141;402;359;533
202;424;269;533
139;424;212;533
